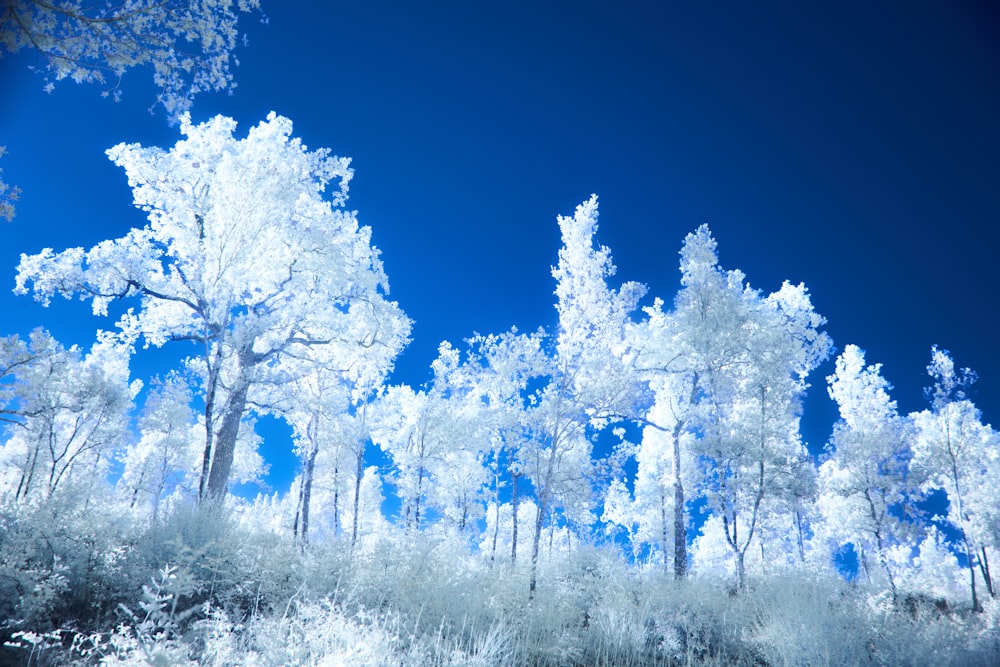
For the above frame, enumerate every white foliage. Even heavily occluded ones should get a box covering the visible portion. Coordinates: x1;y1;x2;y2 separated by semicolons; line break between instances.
15;112;410;499
817;344;913;594
1;0;262;118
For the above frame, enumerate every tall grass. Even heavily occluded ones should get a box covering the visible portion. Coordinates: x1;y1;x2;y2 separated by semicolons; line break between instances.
2;503;998;665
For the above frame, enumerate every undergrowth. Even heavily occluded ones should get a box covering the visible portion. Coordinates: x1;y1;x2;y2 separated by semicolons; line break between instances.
1;501;998;666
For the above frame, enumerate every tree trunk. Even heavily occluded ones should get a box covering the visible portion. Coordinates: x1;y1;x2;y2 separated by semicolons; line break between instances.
672;422;687;579
660;491;669;570
205;347;254;501
198;343;224;501
964;535;981;612
296;441;318;548
351;444;364;548
413;464;424;531
735;549;746;591
865;490;898;603
529;494;547;597
16;443;40;500
511;472;521;565
794;509;806;562
459;493;468;532
332;460;340;537
292;476;304;540
490;469;501;565
980;547;995;598
130;467;146;509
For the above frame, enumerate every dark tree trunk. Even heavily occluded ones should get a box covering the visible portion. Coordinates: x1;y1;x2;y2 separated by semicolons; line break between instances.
981;547;995;598
295;439;319;548
205;347;255;501
528;491;548;598
332;461;340;537
17;438;40;500
660;491;669;570
198;343;224;501
794;509;806;562
511;472;521;565
672;422;687;579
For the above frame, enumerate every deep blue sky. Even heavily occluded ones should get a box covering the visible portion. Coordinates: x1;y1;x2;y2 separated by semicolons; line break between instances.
2;1;999;495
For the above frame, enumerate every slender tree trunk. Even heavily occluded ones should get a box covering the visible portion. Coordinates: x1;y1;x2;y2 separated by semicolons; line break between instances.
864;490;898;603
942;416;982;612
459;493;468;532
529;492;548;597
660;491;669;570
292;475;304;540
980;547;995;598
511;471;521;565
548;511;555;557
351;443;363;548
332;461;340;537
413;464;424;531
130;467;146;509
529;418;563;597
964;534;981;612
672;422;687;579
298;442;318;548
152;455;168;522
794;509;806;562
16;443;40;500
490;468;501;565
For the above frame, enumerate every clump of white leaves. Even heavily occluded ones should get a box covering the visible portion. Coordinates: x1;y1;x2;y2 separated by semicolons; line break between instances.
0;0;262;119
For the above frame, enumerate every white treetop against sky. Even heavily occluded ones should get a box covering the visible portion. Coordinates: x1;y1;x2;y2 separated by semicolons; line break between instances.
14;113;411;499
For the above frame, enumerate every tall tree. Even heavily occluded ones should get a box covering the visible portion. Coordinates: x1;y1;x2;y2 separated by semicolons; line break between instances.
461;328;547;564
521;195;644;596
15;113;410;503
911;347;999;611
707;280;829;590
817;344;913;601
1;0;262;118
657;227;830;589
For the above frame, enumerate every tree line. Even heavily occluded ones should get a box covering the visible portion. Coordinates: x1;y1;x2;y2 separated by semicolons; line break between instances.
2;114;997;618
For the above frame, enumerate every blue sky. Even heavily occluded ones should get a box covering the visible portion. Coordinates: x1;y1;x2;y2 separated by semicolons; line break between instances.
2;1;999;495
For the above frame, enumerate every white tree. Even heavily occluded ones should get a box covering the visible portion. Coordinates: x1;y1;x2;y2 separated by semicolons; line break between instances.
629;225;759;579
713;281;829;590
0;329;138;501
301;399;375;548
460;328;547;565
817;344;913;601
15;113;411;503
119;371;199;519
518;195;644;596
270;325;399;547
632;226;829;585
602;377;700;573
1;0;262;118
911;347;999;611
282;370;349;547
660;227;830;590
372;343;492;534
